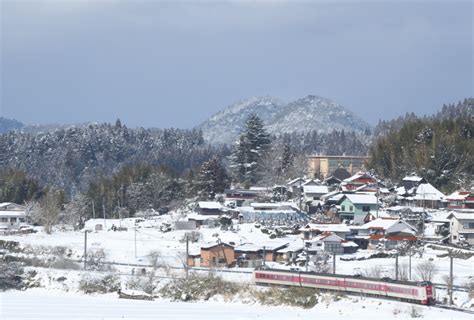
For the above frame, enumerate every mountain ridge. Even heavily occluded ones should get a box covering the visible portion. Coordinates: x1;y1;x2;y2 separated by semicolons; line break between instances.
197;95;370;144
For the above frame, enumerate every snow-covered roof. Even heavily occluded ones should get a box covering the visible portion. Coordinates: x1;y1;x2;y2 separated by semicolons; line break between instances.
0;210;26;217
303;185;329;194
341;194;378;205
341;241;358;248
287;177;305;186
357;218;402;230
301;223;351;233
413;183;445;201
197;201;224;210
448;212;474;221
343;172;374;183
447;191;471;200
0;203;25;211
402;175;424;182
187;213;220;221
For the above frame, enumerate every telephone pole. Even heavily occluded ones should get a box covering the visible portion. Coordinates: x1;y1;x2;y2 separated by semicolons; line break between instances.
262;246;266;267
408;249;412;280
395;253;399;280
449;254;454;306
333;250;336;274
83;230;89;270
134;226;137;259
185;234;189;279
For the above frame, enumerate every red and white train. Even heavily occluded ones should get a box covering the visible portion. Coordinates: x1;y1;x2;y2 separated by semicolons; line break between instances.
254;268;435;305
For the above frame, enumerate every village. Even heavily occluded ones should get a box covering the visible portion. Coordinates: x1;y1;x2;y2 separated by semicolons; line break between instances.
1;155;473;306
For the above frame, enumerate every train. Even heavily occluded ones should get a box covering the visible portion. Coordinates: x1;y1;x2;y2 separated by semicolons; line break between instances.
253;268;435;305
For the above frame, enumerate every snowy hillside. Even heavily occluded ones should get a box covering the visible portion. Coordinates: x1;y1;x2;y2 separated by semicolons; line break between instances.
267;95;369;136
197;96;284;145
197;95;370;144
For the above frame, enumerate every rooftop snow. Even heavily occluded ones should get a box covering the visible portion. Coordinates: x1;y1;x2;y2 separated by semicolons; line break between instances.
197;202;224;210
341;194;378;205
303;185;329;194
413;183;445;201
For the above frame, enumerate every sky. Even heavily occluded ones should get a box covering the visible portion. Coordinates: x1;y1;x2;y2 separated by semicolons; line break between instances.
1;0;473;128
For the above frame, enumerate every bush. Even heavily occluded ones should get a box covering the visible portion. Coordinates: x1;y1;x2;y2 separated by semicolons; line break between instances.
79;274;120;294
0;261;24;291
160;274;243;301
255;287;319;309
50;258;81;270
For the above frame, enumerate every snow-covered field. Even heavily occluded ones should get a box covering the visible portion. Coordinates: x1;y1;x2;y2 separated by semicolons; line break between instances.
1;216;473;318
1;288;471;320
3;217;472;287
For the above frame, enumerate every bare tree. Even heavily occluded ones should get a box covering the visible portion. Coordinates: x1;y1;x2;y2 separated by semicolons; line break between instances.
362;265;384;278
415;260;438;282
27;191;62;234
397;263;409;281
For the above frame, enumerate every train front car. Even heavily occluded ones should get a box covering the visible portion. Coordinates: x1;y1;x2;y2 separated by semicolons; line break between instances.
419;281;435;305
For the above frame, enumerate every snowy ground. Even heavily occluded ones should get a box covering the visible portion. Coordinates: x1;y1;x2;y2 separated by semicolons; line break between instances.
1;288;472;320
1;217;473;312
3;218;471;286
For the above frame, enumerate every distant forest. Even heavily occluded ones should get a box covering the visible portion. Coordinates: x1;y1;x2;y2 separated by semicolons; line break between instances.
369;98;473;192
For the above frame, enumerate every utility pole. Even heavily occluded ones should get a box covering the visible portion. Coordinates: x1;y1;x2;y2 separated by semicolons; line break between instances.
262;246;266;267
395;253;399;280
185;234;189;279
92;200;96;220
376;185;379;219
102;197;106;230
305;243;309;272
449;254;454;306
83;230;89;270
134;225;137;259
333;250;336;274
408;249;412;280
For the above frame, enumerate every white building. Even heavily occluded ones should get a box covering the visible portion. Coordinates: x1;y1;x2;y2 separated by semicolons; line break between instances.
0;202;27;228
447;211;474;245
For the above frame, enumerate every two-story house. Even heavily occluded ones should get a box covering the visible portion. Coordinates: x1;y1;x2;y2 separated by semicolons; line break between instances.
338;194;378;225
448;212;474;245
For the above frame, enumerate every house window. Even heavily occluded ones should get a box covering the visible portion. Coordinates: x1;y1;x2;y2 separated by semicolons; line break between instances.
349;206;354;212
1;218;8;223
453;235;457;240
362;206;370;212
463;223;474;229
341;205;345;211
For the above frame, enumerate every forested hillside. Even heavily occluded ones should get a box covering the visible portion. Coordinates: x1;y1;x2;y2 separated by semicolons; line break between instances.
369;98;473;191
0;120;227;195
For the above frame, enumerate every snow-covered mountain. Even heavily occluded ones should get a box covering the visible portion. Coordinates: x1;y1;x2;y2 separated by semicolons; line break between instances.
197;95;370;144
197;96;285;145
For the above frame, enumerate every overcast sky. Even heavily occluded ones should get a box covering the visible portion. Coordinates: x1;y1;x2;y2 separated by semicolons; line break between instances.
1;0;473;128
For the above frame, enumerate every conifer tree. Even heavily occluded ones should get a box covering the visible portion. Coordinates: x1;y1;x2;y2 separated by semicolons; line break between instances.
196;157;229;200
230;113;271;186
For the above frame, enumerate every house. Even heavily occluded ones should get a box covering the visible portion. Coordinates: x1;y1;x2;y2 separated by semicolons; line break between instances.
397;182;446;209
348;218;417;249
399;175;426;191
338;194;378;225
340;172;376;191
447;211;474;245
0;202;27;228
275;242;304;263
304;232;348;255
411;183;446;209
238;203;307;224
299;223;351;240
303;185;329;202
234;242;289;267
447;191;474;209
187;213;220;228
196;201;227;215
327;167;351;182
287;177;306;194
199;242;235;267
224;188;261;206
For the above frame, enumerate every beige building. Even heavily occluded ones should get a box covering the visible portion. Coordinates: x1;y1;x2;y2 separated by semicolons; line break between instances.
448;212;474;245
307;155;370;179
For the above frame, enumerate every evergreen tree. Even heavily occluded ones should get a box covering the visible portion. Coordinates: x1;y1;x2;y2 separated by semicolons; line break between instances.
230;113;271;186
196;157;229;200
